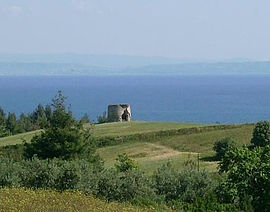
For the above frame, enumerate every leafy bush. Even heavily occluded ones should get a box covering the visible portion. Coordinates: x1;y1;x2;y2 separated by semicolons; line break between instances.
0;145;24;161
173;192;239;212
251;121;270;148
115;153;138;172
219;145;270;211
0;157;22;187
213;137;236;160
0;157;100;192
152;162;214;203
96;168;155;202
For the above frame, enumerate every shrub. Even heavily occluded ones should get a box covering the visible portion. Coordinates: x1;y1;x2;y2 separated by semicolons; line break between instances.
152;162;214;203
176;192;239;212
213;137;236;160
219;145;270;211
96;168;154;202
115;153;138;172
0;157;22;187
251;121;270;148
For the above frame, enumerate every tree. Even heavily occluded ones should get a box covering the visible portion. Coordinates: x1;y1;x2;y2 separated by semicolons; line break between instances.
44;104;52;123
251;121;270;148
24;91;96;160
6;113;21;134
80;113;91;124
0;107;6;126
219;145;270;211
97;111;108;124
31;104;49;129
19;113;34;132
213;137;236;160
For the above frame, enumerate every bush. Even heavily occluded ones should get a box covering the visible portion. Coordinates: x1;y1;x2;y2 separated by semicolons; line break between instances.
152;162;215;203
96;168;154;202
175;192;239;212
251;121;270;148
213;137;236;160
115;153;138;172
0;157;100;192
219;145;270;211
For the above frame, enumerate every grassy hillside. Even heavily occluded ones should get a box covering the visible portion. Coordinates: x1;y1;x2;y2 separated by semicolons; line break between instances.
0;188;161;212
0;121;205;146
97;123;254;174
91;121;206;137
0;130;41;147
0;121;254;173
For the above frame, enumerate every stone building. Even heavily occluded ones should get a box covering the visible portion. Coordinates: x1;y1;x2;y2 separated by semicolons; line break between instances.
107;104;131;122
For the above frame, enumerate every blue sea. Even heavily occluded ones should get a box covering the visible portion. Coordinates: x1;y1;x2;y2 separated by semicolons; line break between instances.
0;75;270;124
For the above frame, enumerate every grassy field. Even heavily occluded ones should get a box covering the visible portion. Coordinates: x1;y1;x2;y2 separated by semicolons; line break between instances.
95;122;254;174
0;130;41;147
0;121;206;146
91;121;206;137
0;188;162;212
0;121;255;173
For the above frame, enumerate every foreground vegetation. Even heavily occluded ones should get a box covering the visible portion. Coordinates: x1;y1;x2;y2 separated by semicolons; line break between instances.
0;188;158;212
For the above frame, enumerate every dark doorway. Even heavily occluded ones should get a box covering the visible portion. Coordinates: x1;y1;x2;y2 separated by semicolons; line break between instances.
122;109;129;121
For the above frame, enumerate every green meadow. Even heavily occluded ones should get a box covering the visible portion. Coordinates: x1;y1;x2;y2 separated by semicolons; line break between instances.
0;121;254;174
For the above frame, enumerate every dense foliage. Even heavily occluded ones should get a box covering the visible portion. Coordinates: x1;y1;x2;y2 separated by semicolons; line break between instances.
24;91;97;160
0;104;52;138
219;145;270;211
0;96;91;138
152;162;214;203
0;156;236;211
213;137;236;160
250;121;270;148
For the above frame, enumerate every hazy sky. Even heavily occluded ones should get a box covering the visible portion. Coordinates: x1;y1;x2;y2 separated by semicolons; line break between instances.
0;0;269;60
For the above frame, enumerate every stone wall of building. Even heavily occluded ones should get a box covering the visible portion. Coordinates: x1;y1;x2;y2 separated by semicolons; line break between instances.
108;104;131;122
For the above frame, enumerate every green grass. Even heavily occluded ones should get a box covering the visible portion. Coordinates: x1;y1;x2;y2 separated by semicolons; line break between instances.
0;130;41;147
0;121;206;146
91;121;207;137
97;123;254;174
97;141;218;174
0;121;255;174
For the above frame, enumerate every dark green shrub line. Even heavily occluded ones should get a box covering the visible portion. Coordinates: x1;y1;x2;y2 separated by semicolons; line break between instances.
95;124;251;148
0;156;238;211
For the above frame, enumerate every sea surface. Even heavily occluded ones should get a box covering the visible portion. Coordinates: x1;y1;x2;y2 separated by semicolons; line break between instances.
0;75;270;124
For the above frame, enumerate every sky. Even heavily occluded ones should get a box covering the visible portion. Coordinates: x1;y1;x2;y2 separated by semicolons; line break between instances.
0;0;270;61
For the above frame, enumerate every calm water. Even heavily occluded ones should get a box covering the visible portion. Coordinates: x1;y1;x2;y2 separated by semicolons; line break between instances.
0;75;270;124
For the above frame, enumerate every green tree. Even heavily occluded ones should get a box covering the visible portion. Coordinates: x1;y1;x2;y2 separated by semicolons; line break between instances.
31;104;49;129
213;137;236;160
251;121;270;148
97;111;108;124
0;107;6;126
80;113;91;124
44;104;52;123
219;145;270;211
19;113;34;132
24;91;97;160
6;113;21;134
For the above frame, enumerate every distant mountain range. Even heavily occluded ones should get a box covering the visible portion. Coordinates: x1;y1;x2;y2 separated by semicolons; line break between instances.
0;54;269;76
